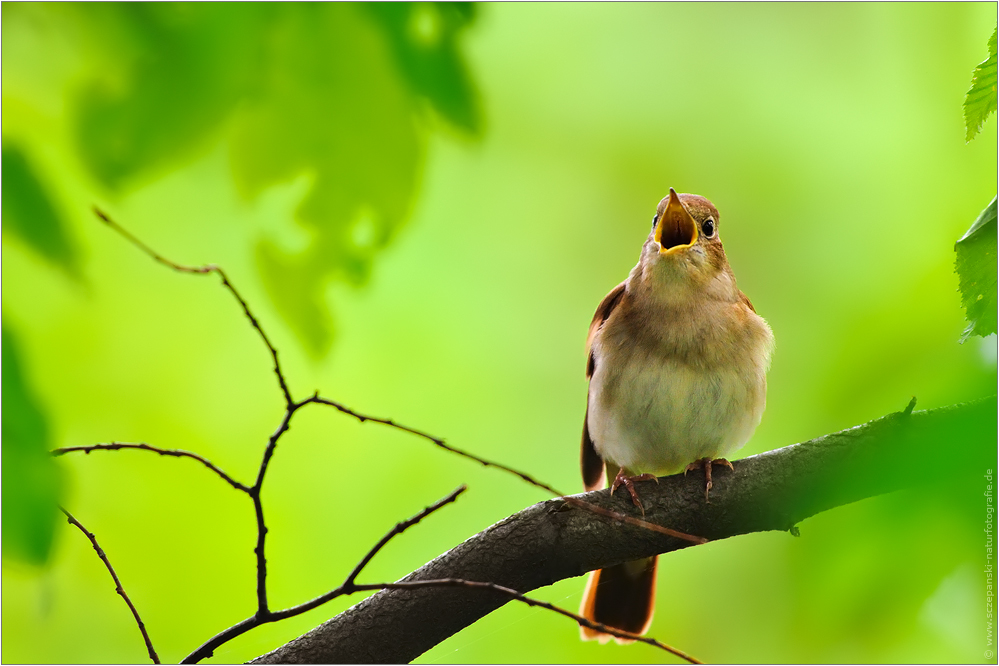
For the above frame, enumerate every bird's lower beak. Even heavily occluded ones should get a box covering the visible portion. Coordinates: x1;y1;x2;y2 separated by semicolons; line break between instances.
655;188;698;254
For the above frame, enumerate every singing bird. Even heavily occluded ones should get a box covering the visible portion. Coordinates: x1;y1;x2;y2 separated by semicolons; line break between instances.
579;189;774;642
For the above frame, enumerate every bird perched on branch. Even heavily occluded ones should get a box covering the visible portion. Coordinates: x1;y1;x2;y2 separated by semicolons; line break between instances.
579;188;774;643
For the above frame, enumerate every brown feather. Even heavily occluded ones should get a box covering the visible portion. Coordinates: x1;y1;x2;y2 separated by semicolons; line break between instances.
585;281;627;378
581;405;605;491
580;281;626;489
580;556;658;643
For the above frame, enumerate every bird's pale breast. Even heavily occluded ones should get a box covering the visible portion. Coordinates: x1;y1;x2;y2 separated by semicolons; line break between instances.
587;297;772;475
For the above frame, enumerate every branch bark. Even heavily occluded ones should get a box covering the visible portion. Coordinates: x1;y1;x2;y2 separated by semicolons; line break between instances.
253;396;996;664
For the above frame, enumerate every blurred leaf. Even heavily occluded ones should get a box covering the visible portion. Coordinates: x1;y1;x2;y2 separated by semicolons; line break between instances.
1;143;79;277
364;3;482;133
963;26;997;142
955;196;997;342
1;324;63;564
256;239;335;358
73;3;270;189
60;3;483;356
229;4;430;356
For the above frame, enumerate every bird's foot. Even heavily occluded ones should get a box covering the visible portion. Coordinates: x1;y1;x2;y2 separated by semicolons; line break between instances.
610;467;658;515
684;458;734;503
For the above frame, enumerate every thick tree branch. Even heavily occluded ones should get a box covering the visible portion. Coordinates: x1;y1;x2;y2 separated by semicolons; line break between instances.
253;396;996;664
347;579;701;663
183;484;699;664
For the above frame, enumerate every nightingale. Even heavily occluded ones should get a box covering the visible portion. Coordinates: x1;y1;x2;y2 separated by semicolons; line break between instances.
579;188;774;643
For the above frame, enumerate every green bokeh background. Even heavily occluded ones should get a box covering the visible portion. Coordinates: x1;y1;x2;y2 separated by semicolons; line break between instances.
3;3;997;664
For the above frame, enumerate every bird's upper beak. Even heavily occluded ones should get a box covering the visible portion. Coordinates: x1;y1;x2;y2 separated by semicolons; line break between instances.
654;188;698;255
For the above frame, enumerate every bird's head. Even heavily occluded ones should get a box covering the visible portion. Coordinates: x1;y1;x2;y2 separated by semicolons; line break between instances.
639;188;732;295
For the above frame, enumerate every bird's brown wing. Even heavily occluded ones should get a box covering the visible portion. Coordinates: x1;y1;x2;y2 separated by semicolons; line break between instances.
581;281;627;491
581;403;604;491
739;290;756;313
586;281;627;379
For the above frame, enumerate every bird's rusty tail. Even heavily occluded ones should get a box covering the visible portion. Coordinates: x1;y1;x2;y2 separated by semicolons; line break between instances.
580;556;658;643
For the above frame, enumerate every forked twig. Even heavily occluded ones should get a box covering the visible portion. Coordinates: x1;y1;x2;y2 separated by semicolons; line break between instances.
181;486;468;663
343;485;468;587
185;486;700;665
61;509;160;664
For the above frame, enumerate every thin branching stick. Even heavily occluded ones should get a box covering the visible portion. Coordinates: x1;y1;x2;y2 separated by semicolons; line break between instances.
52;443;249;492
93;207;292;408
309;395;567;496
181;486;469;663
61;509;160;664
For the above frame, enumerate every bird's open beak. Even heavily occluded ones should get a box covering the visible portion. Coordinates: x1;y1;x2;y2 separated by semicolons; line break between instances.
655;188;698;255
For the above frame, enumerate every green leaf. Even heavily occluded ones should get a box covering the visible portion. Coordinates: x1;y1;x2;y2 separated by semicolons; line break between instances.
57;3;483;357
2;324;63;565
73;4;270;189
229;4;431;356
955;197;997;342
255;239;335;357
364;3;482;133
963;26;997;142
1;143;79;276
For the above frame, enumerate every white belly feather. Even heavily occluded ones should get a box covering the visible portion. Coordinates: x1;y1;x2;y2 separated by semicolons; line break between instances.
587;309;771;475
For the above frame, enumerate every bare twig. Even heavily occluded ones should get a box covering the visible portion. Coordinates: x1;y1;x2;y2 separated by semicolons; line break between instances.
342;485;468;588
312;392;703;543
350;579;701;664
94;207;293;408
562;496;707;545
249;404;303;614
181;486;468;664
94;207;299;620
62;509;160;664
309;395;567;497
52;443;250;493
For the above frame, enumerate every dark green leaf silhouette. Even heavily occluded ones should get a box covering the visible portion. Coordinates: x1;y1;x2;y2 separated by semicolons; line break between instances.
955;197;997;341
1;144;79;277
2;324;63;564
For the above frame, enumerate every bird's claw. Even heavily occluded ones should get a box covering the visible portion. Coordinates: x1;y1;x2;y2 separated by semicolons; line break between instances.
684;458;734;503
610;468;658;515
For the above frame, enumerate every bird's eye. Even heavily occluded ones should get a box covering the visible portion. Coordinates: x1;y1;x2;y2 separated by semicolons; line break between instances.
702;218;715;238
651;214;659;231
